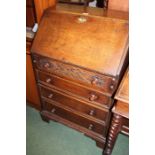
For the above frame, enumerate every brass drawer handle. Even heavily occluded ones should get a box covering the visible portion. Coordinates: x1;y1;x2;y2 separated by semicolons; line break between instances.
33;59;37;63
77;15;87;23
91;77;98;85
46;78;51;83
51;108;56;113
89;94;98;101
88;124;93;130
110;84;114;90
48;94;53;99
89;110;95;116
43;62;50;68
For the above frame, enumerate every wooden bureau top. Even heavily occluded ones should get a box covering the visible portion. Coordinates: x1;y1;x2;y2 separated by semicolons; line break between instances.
31;7;128;77
112;100;129;118
115;68;129;103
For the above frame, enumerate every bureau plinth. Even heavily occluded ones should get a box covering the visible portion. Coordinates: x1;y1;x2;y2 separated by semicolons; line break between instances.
31;7;129;152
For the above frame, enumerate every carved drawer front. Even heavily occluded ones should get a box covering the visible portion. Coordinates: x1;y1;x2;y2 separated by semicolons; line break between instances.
36;70;113;109
42;100;107;136
32;54;117;96
39;84;110;124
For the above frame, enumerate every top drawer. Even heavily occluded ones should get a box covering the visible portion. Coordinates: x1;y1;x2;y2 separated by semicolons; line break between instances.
32;54;118;96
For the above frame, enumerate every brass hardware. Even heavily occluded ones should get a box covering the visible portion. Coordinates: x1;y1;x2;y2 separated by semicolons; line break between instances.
33;59;37;63
44;62;50;68
91;77;98;85
89;94;98;101
110;85;114;90
89;110;95;116
88;124;93;130
46;78;51;83
51;108;56;113
48;94;53;99
77;15;88;23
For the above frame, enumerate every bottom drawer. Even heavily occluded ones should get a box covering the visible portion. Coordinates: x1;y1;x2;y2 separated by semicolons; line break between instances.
121;117;129;135
42;100;107;136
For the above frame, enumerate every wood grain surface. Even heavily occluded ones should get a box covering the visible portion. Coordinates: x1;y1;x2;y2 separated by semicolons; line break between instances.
31;8;129;76
26;42;41;109
115;68;129;103
108;0;129;12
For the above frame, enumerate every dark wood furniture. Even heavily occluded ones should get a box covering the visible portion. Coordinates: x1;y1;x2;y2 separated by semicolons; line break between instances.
26;0;56;110
26;0;36;27
34;0;56;23
104;68;129;155
26;0;39;108
31;5;128;153
107;0;129;12
26;41;41;110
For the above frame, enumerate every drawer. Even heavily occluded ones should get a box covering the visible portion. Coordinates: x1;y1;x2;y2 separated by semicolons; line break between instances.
42;100;107;136
121;117;129;135
32;54;117;96
39;84;110;124
37;70;113;108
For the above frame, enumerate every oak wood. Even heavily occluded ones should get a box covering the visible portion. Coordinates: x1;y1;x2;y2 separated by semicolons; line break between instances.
30;5;129;153
115;68;129;103
108;0;129;12
26;41;31;54
40;113;50;123
38;84;111;123
42;100;107;136
34;0;56;23
26;0;36;27
104;114;122;155
104;112;129;155
121;117;129;135
113;68;129;118
112;100;129;118
96;141;105;148
26;7;36;27
27;0;56;26
104;69;129;155
40;110;106;144
31;8;129;77
26;42;41;110
32;54;118;96
36;70;113;109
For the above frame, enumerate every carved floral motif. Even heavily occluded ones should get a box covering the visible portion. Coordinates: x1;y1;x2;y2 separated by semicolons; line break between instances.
39;57;106;87
32;54;117;94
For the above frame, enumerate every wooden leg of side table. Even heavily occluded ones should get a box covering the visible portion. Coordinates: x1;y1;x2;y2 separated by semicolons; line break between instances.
104;114;122;155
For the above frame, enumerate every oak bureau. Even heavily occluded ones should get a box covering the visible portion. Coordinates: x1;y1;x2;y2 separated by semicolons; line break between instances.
31;5;129;154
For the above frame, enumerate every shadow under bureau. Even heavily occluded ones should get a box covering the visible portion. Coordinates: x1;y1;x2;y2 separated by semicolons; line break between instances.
31;6;129;154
